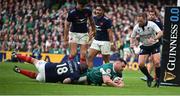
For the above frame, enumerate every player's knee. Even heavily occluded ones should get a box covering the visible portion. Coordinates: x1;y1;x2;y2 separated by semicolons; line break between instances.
80;51;87;57
68;55;75;60
153;61;160;67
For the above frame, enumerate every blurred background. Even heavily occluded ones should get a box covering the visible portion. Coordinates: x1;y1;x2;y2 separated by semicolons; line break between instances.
0;0;177;67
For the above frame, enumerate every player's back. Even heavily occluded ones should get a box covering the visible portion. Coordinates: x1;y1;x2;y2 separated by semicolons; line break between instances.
45;61;81;83
87;63;120;85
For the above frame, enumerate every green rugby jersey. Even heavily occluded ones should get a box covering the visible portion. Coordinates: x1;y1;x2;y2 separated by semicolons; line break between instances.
87;63;122;85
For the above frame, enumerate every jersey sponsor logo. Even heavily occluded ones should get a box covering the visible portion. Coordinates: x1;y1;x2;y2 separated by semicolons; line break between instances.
77;18;86;23
79;18;86;22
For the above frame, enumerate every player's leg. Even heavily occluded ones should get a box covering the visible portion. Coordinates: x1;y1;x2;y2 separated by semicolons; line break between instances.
78;32;89;64
147;56;153;73
151;52;161;87
87;48;99;68
12;52;39;65
138;54;153;87
68;32;79;60
101;41;111;63
141;56;153;81
69;43;78;60
87;40;102;68
80;44;88;64
13;66;37;79
102;55;110;64
147;56;157;80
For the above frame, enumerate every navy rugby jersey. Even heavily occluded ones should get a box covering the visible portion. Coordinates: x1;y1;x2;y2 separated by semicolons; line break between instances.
67;7;92;33
153;19;163;30
45;61;81;83
94;16;112;41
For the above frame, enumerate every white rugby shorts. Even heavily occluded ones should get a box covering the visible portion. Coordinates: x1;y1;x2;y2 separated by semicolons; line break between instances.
69;32;89;44
35;60;47;82
90;39;111;55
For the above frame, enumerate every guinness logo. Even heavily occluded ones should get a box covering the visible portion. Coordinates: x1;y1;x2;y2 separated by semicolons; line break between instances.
164;71;176;82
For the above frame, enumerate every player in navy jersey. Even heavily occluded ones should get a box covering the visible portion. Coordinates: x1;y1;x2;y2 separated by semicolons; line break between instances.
64;0;96;64
148;10;163;30
12;52;87;84
87;4;115;68
130;13;163;87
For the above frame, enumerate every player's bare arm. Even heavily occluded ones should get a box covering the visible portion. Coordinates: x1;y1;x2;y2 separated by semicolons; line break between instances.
154;31;163;40
88;16;96;40
63;78;72;84
147;31;163;44
108;28;116;51
102;75;124;88
64;19;70;48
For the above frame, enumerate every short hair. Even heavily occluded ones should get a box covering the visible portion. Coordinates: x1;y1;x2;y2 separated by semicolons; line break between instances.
76;0;88;5
137;12;147;19
96;4;106;12
149;10;157;16
116;58;127;65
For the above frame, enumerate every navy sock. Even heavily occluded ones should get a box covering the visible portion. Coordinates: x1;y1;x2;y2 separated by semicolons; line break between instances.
139;66;152;79
155;67;161;81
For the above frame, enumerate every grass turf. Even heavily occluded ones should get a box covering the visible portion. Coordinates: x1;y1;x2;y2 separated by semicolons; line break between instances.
0;62;180;95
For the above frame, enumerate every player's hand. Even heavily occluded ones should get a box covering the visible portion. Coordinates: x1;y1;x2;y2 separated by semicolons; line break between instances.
113;77;124;87
89;31;95;40
147;37;156;44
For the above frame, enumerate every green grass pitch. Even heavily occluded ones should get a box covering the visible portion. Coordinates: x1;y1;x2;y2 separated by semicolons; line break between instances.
0;62;180;95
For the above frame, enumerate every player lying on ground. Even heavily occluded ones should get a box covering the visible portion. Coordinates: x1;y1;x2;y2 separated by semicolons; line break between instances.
79;58;127;88
12;52;87;84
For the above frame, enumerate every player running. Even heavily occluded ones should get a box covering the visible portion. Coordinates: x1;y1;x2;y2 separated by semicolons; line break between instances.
130;13;163;87
12;52;87;84
140;10;164;81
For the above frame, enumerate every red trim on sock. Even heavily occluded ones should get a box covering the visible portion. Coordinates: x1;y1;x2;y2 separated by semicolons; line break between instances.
68;55;74;61
80;57;86;64
20;69;37;79
16;54;33;63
